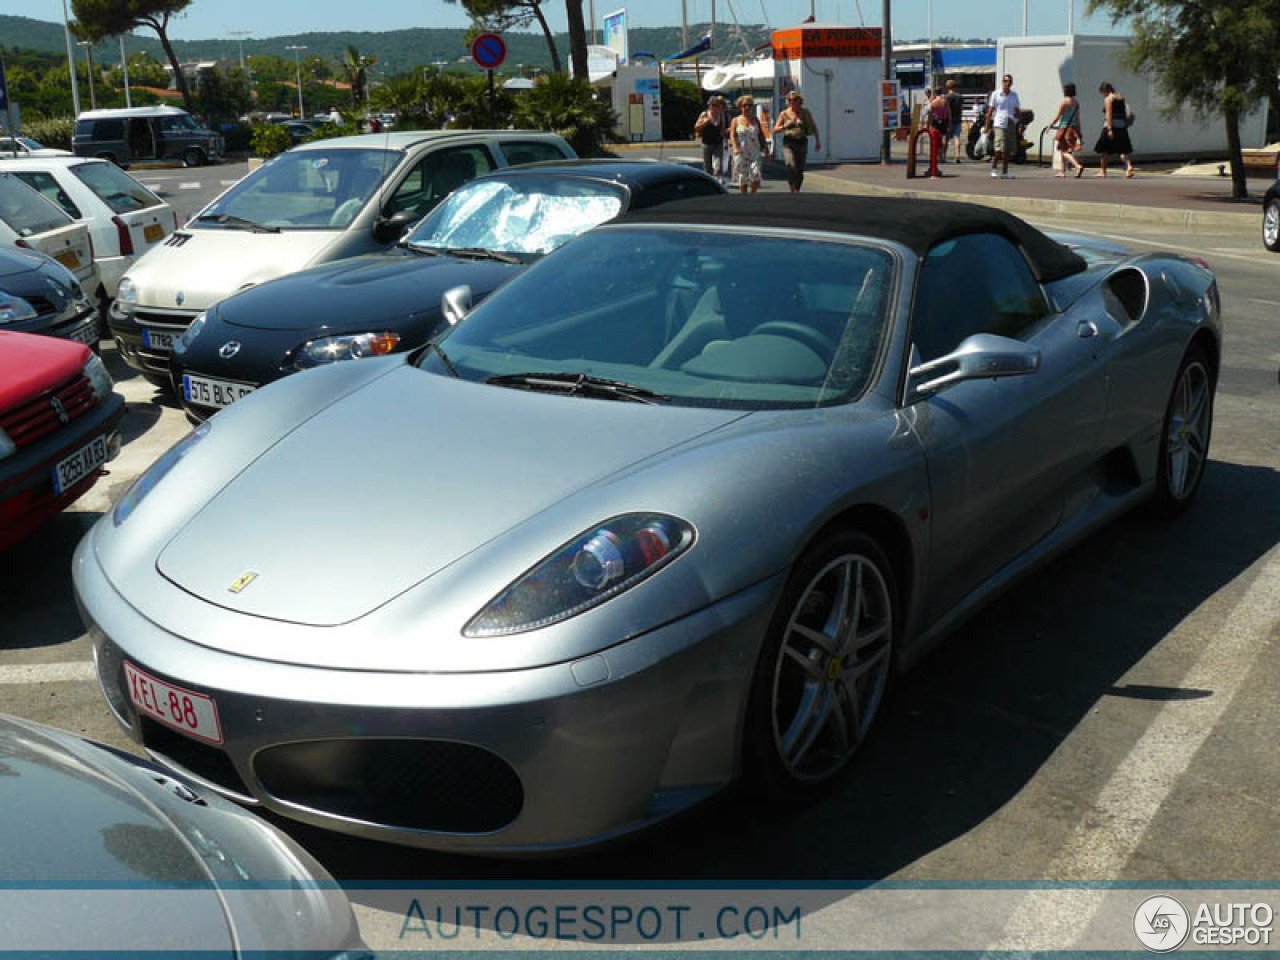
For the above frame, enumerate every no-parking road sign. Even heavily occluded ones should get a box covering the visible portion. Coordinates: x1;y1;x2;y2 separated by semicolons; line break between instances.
471;33;507;71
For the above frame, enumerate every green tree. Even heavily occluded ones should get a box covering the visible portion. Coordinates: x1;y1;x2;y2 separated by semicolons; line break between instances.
660;75;702;140
1088;0;1280;198
246;54;293;83
70;0;196;110
370;72;424;120
513;72;617;155
444;0;563;74
301;54;333;83
335;44;378;109
194;67;252;125
105;51;169;89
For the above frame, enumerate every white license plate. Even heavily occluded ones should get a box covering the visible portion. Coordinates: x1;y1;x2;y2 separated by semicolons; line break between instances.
124;661;224;745
52;434;107;496
183;373;256;409
70;320;99;346
142;329;177;351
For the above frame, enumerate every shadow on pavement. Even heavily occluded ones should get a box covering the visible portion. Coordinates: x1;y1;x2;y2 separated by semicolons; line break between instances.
279;458;1280;898
0;511;101;649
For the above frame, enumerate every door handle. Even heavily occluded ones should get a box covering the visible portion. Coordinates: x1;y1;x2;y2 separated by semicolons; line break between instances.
1077;320;1099;339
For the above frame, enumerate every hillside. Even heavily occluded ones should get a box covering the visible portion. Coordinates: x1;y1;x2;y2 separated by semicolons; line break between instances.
1;14;778;76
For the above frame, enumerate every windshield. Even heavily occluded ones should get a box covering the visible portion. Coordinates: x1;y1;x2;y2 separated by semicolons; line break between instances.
0;138;42;152
198;148;400;230
0;173;72;236
418;226;896;409
73;162;163;213
405;175;625;260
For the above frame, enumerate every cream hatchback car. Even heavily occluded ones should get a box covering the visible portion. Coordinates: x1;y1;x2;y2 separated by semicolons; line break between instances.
109;129;574;382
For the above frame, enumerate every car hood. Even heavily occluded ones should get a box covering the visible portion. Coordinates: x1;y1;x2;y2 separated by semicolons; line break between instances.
217;249;521;332
0;247;46;280
0;330;89;408
156;364;747;627
125;227;343;312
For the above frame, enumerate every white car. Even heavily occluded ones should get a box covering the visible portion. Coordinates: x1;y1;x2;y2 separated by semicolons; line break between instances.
3;157;176;310
109;129;574;382
0;136;72;158
0;172;98;301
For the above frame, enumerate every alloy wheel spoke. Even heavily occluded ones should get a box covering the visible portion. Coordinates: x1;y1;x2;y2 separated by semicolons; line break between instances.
836;674;864;743
1186;379;1208;427
786;687;834;767
845;635;891;681
783;644;825;682
838;562;865;658
780;683;823;758
790;621;838;657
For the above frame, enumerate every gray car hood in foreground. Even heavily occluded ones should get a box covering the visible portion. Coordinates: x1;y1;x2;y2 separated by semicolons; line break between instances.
0;716;361;955
156;363;748;627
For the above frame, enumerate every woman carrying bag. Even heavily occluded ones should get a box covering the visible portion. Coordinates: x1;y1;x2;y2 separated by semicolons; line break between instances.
775;91;821;193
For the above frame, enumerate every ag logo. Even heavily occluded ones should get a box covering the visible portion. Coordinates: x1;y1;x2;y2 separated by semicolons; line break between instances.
1134;895;1190;952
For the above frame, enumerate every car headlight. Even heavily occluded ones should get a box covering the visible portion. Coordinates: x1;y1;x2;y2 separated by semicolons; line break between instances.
113;422;210;527
83;353;113;401
0;428;15;461
115;276;138;305
172;311;206;356
0;293;38;325
290;332;401;370
464;513;695;637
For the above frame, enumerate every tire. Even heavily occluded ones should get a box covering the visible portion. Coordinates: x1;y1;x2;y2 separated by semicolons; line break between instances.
1147;344;1214;518
182;148;205;168
1263;199;1280;252
744;529;898;801
142;371;172;390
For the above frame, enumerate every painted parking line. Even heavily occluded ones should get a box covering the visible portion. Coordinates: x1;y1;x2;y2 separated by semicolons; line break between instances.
219;179;240;186
993;540;1280;950
178;182;201;190
0;662;96;685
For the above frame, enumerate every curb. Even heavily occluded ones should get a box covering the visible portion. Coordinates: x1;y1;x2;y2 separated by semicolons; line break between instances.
802;169;1259;237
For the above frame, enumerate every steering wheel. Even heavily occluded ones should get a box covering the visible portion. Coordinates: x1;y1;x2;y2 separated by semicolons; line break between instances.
751;321;837;359
328;197;363;226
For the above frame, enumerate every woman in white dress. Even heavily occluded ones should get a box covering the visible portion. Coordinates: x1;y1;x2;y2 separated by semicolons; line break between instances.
729;95;766;194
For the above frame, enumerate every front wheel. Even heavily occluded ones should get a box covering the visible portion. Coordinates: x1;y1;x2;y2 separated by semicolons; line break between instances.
1147;344;1214;518
745;529;897;800
1263;199;1280;252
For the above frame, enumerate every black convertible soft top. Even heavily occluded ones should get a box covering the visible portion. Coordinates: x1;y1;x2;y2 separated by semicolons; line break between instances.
614;193;1087;283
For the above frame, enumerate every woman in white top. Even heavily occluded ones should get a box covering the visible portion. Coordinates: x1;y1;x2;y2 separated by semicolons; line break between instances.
729;94;767;194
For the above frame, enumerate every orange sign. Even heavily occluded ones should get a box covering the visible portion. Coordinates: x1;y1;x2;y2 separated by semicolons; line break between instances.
771;27;882;60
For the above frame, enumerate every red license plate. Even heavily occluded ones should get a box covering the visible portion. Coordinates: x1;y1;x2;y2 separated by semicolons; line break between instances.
124;662;224;744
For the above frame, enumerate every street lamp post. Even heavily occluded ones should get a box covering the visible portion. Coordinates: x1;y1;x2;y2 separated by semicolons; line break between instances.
60;0;82;116
230;30;252;72
78;41;97;110
286;44;307;118
119;36;132;108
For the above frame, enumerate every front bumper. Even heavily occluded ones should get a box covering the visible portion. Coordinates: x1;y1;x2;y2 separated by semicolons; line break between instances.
74;526;781;854
12;302;98;346
0;394;125;549
109;303;200;376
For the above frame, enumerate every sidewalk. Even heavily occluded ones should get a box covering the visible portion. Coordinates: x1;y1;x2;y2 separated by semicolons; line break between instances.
799;153;1266;235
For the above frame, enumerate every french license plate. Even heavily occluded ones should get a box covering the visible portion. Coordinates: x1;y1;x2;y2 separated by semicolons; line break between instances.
52;434;107;496
143;223;164;243
142;328;177;351
124;662;223;744
55;250;81;270
183;373;255;409
70;319;99;346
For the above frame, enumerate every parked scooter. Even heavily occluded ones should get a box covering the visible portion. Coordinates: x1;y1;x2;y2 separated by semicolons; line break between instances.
966;104;1036;163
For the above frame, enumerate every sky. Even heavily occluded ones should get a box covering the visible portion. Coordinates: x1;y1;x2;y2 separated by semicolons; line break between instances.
8;0;1127;45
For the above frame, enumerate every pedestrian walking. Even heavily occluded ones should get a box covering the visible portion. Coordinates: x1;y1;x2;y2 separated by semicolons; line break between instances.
945;79;965;162
985;74;1021;179
775;91;821;192
927;89;950;178
1048;82;1085;178
1094;82;1136;178
730;95;767;194
694;95;730;184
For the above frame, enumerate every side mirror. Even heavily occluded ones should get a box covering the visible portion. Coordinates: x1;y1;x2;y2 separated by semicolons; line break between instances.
908;333;1040;399
441;284;472;327
374;209;418;243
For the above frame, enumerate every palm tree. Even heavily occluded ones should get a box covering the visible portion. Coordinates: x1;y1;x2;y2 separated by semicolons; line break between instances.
513;72;618;155
335;44;378;109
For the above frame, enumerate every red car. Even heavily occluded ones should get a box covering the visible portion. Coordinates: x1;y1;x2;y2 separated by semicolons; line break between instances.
0;331;125;549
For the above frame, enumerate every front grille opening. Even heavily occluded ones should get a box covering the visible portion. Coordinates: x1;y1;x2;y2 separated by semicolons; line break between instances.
140;717;251;798
254;739;524;834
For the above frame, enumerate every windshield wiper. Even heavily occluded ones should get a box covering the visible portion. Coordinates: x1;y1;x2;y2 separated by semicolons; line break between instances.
194;213;281;233
424;340;460;377
403;241;448;255
443;246;524;265
486;372;669;404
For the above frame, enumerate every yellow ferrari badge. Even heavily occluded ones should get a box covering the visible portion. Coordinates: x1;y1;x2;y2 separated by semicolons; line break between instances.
228;571;259;594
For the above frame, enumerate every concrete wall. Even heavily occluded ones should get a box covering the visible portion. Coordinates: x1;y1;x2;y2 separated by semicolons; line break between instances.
998;35;1266;160
774;56;882;162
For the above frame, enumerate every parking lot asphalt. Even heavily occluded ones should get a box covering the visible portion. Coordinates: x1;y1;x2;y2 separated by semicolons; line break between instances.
1;167;1278;945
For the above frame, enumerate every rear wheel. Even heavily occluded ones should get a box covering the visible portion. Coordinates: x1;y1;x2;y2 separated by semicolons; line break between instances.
182;148;205;168
745;529;897;800
1263;199;1280;252
1148;344;1214;517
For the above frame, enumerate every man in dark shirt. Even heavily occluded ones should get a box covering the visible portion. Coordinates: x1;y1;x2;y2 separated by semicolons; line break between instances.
945;79;965;163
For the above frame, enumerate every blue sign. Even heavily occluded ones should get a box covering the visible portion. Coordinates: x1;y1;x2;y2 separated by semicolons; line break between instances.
471;33;507;71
